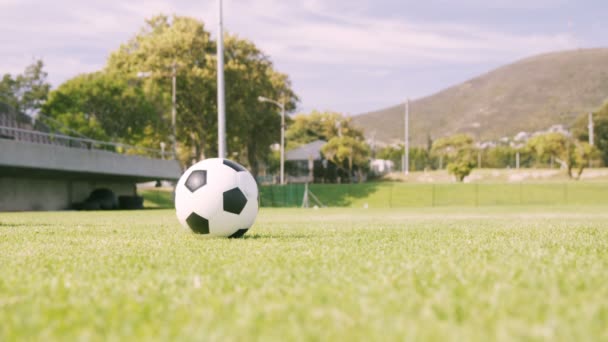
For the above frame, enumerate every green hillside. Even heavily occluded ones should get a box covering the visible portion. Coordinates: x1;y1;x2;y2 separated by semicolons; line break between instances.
353;48;608;144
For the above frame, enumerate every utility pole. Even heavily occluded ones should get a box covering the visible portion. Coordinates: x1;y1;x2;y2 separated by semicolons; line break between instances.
589;112;594;146
589;112;594;168
280;103;285;185
404;99;409;175
217;0;227;158
472;122;481;168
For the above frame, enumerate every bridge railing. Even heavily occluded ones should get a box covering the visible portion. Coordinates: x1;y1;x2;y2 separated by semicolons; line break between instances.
0;125;174;160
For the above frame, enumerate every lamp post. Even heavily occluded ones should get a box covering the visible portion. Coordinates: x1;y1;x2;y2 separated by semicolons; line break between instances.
589;112;594;168
404;99;409;175
472;122;481;168
589;112;594;146
217;0;227;158
258;96;285;185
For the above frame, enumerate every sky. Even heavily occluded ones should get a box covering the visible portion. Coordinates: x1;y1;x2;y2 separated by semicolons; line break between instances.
1;0;607;115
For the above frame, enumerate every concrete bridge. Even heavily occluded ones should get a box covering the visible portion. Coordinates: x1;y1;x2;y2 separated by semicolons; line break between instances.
0;113;181;211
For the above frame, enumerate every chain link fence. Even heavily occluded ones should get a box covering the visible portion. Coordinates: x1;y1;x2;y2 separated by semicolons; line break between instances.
259;182;608;208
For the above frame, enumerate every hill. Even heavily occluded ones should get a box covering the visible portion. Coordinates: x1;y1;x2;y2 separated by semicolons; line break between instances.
352;48;608;145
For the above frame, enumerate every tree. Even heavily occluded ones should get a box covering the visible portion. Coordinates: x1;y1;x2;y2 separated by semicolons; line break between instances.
573;103;608;166
0;74;19;111
432;134;475;182
285;111;368;182
106;15;215;163
481;145;533;169
286;111;364;149
223;34;298;176
526;132;598;179
42;72;162;147
377;145;432;172
0;60;50;118
525;133;567;167
321;136;370;183
571;142;599;179
105;15;298;173
377;145;403;171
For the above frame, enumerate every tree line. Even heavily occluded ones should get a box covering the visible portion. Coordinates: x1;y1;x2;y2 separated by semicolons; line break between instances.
3;15;299;177
2;14;607;183
377;106;607;181
1;14;374;181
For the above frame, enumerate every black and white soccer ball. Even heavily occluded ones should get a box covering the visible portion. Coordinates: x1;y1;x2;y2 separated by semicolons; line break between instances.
175;158;258;237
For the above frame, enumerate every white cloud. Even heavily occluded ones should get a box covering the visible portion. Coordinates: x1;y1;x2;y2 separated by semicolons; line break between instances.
0;0;582;112
215;2;577;67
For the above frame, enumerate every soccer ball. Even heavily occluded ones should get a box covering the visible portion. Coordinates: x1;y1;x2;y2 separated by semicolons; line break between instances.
175;158;259;237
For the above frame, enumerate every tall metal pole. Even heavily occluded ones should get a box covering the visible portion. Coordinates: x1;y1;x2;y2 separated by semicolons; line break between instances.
217;0;227;158
473;122;481;168
404;99;409;175
589;112;594;168
171;62;177;158
589;112;594;146
280;103;285;185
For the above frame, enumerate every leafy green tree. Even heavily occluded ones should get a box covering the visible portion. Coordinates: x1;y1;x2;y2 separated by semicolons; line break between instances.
0;60;50;118
105;15;297;173
42;72;162;146
286;111;363;149
570;142;599;179
106;15;215;162
0;74;19;111
525;133;567;167
377;145;432;172
223;34;298;176
573;103;608;166
377;145;403;170
321;136;370;183
432;134;476;182
526;133;597;179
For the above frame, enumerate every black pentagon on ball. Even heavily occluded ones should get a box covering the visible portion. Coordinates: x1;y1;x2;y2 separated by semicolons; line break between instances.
186;212;210;234
223;187;247;214
228;228;249;238
185;170;207;192
223;159;246;172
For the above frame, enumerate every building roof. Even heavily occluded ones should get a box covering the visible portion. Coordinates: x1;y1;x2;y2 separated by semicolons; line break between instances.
286;140;326;161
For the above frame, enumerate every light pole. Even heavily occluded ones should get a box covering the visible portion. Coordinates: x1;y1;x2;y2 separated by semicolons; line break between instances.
513;143;523;169
258;96;285;185
589;112;594;146
217;0;227;158
589;112;594;168
472;122;481;168
404;99;409;175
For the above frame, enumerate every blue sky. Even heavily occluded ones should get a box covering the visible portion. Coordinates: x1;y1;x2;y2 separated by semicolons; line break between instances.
1;0;606;114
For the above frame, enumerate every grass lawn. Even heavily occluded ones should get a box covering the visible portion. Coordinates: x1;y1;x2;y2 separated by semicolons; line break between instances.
1;207;608;341
144;181;608;209
255;182;608;208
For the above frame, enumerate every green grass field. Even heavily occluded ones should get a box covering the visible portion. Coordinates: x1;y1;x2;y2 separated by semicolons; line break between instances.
1;207;608;341
143;181;608;209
